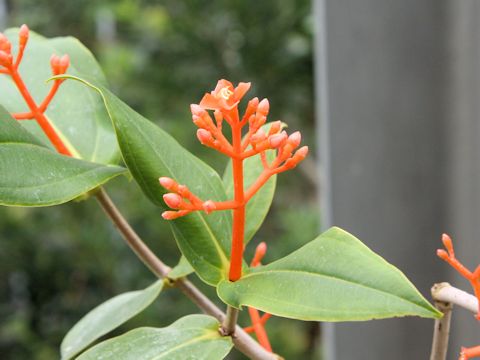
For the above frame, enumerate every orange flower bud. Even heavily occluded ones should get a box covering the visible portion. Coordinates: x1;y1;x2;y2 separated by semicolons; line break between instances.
436;249;449;261
159;177;177;191
287;131;301;148
190;104;206;117
257;98;269;116
250;128;266;144
294;145;309;160
0;50;12;67
268;133;288;148
197;128;213;144
251;242;267;267
163;193;183;209
442;233;453;254
162;211;178;220
0;34;11;53
19;24;29;47
268;121;282;135
59;54;70;73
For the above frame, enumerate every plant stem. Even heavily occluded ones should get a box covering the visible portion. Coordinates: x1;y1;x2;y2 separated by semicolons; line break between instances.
429;295;452;360
95;187;280;360
222;306;239;336
431;282;478;314
95;188;171;278
229;121;245;282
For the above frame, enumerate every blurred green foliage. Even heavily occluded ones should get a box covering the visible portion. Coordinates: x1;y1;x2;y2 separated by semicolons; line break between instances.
0;0;319;359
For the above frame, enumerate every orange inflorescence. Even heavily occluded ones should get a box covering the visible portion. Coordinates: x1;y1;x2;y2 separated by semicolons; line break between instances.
242;242;273;352
0;24;71;155
437;234;480;360
159;79;308;281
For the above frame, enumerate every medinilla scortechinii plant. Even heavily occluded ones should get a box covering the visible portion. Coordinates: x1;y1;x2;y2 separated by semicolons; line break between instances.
0;25;441;360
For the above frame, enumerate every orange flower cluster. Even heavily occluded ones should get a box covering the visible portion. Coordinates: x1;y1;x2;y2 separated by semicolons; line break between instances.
0;24;71;155
438;234;480;360
160;79;308;221
160;79;308;282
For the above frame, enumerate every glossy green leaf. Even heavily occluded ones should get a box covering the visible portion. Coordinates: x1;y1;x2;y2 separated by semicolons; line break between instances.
0;107;126;206
64;75;232;286
223;124;277;244
218;227;441;321
0;28;119;164
61;280;164;360
76;315;233;360
168;256;194;280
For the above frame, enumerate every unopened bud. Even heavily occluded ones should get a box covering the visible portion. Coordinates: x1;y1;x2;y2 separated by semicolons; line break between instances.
163;193;183;209
293;146;309;161
257;98;269;116
159;177;176;190
250;129;266;143
0;34;11;53
50;54;60;74
0;50;12;67
442;233;453;253
162;211;178;220
436;249;448;260
197;129;213;144
251;242;267;267
192;115;206;128
268;133;288;148
190;104;206;117
287;131;302;148
244;97;259;119
268;121;282;135
202;200;216;214
59;54;70;73
254;114;267;128
19;24;29;47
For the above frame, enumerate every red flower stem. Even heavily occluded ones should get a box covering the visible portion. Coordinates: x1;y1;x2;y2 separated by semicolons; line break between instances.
38;80;62;112
9;67;71;156
248;307;272;352
12;111;34;120
461;345;480;360
245;170;273;202
229;120;245;282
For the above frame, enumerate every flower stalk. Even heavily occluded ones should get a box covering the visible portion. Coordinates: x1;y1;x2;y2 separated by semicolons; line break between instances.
0;25;71;155
161;80;308;283
437;235;480;360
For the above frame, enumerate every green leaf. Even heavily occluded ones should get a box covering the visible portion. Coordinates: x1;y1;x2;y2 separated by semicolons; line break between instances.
61;280;164;360
0;106;126;206
64;75;232;286
217;227;441;321
223;124;277;243
168;256;194;280
0;28;119;164
76;315;233;360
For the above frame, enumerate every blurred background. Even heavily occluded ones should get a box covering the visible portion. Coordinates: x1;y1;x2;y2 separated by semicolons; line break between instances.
2;0;480;359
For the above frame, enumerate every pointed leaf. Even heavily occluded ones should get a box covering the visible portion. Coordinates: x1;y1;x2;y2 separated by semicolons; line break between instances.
76;315;233;360
218;227;441;321
223;124;277;243
61;281;164;360
0;107;126;206
63;75;232;286
168;256;194;280
0;28;119;164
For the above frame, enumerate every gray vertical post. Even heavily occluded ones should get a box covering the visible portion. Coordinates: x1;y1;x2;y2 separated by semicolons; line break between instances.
314;0;449;358
313;0;335;358
446;1;480;357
